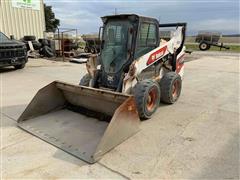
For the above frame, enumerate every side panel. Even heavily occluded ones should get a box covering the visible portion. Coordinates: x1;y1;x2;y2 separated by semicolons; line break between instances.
122;25;186;92
135;44;169;76
176;49;185;78
18;82;66;122
94;96;140;161
135;26;184;75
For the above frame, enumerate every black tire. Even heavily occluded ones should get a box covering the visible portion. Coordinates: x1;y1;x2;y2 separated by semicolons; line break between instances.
23;35;36;41
32;40;41;50
14;63;25;69
160;72;182;104
42;46;54;57
71;43;78;50
134;79;160;119
199;42;210;51
39;48;44;55
79;74;91;86
38;38;49;47
90;47;96;54
84;47;89;53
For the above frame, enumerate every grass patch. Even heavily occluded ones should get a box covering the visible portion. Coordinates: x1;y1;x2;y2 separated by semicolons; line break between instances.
186;44;240;52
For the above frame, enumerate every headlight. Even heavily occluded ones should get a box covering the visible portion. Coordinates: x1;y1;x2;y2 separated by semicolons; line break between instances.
23;44;27;50
23;45;27;55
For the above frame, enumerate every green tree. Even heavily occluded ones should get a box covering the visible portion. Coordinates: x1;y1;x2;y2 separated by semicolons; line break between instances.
44;4;60;32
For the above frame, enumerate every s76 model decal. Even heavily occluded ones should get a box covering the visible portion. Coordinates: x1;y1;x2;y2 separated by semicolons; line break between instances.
147;46;167;65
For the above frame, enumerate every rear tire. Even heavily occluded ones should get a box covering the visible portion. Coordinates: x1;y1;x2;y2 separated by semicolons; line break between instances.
23;35;36;41
160;72;182;104
38;38;49;47
84;47;89;53
79;74;91;86
14;63;25;69
90;47;96;54
42;46;54;57
32;40;41;50
199;42;210;51
134;80;160;120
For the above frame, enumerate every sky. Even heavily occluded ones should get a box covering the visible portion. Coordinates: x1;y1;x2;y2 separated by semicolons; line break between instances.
44;0;239;35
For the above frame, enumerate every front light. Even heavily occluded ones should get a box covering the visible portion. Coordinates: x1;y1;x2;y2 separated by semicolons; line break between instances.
23;45;27;55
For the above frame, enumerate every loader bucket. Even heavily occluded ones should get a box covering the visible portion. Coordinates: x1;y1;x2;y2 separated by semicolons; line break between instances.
18;81;140;163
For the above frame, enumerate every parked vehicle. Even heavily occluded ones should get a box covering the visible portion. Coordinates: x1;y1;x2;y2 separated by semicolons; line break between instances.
195;31;230;51
0;32;28;69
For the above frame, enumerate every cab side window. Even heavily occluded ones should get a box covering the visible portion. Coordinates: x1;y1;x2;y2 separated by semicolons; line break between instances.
147;24;157;45
135;23;158;59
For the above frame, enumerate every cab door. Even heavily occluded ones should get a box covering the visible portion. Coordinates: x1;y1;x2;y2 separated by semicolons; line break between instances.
134;22;159;59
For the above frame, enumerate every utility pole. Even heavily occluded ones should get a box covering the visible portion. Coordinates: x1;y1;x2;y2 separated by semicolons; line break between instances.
115;8;117;15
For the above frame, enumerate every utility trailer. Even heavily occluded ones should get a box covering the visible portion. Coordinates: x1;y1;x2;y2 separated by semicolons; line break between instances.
195;31;230;51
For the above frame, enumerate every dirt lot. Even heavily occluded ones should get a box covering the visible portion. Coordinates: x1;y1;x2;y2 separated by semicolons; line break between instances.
1;51;239;179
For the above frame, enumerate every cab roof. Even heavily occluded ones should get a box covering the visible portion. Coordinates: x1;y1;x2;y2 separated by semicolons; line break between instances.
101;14;159;25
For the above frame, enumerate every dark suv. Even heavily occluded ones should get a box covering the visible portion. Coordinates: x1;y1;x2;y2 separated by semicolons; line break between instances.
0;32;28;69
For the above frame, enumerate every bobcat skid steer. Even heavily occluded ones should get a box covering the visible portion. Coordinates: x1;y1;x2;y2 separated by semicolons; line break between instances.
18;14;187;163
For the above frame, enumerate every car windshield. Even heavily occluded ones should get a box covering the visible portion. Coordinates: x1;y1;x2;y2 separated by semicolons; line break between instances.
0;32;11;42
101;20;133;73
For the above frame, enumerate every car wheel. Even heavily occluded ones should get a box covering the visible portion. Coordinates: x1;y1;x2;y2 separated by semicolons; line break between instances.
199;42;210;51
14;63;25;69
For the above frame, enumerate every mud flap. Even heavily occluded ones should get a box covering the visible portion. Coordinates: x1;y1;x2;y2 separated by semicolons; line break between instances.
18;81;140;163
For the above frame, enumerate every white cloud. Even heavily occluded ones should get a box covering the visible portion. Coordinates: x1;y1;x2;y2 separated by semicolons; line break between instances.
50;6;102;33
189;19;239;33
44;1;239;34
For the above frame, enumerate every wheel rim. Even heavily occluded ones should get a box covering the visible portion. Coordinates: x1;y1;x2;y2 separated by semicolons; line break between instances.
146;87;158;112
172;80;180;99
201;44;207;49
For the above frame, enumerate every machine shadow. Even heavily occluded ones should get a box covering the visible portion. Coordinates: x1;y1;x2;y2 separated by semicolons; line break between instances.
2;105;90;167
53;149;89;167
1;104;27;122
0;67;16;73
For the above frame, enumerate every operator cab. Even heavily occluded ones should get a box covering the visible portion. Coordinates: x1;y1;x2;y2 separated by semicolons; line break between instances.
98;14;160;91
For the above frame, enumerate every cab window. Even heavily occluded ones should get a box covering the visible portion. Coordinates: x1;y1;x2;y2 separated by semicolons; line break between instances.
135;23;158;59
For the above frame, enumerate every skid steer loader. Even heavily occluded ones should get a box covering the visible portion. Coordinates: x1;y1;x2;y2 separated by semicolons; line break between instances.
18;14;187;163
